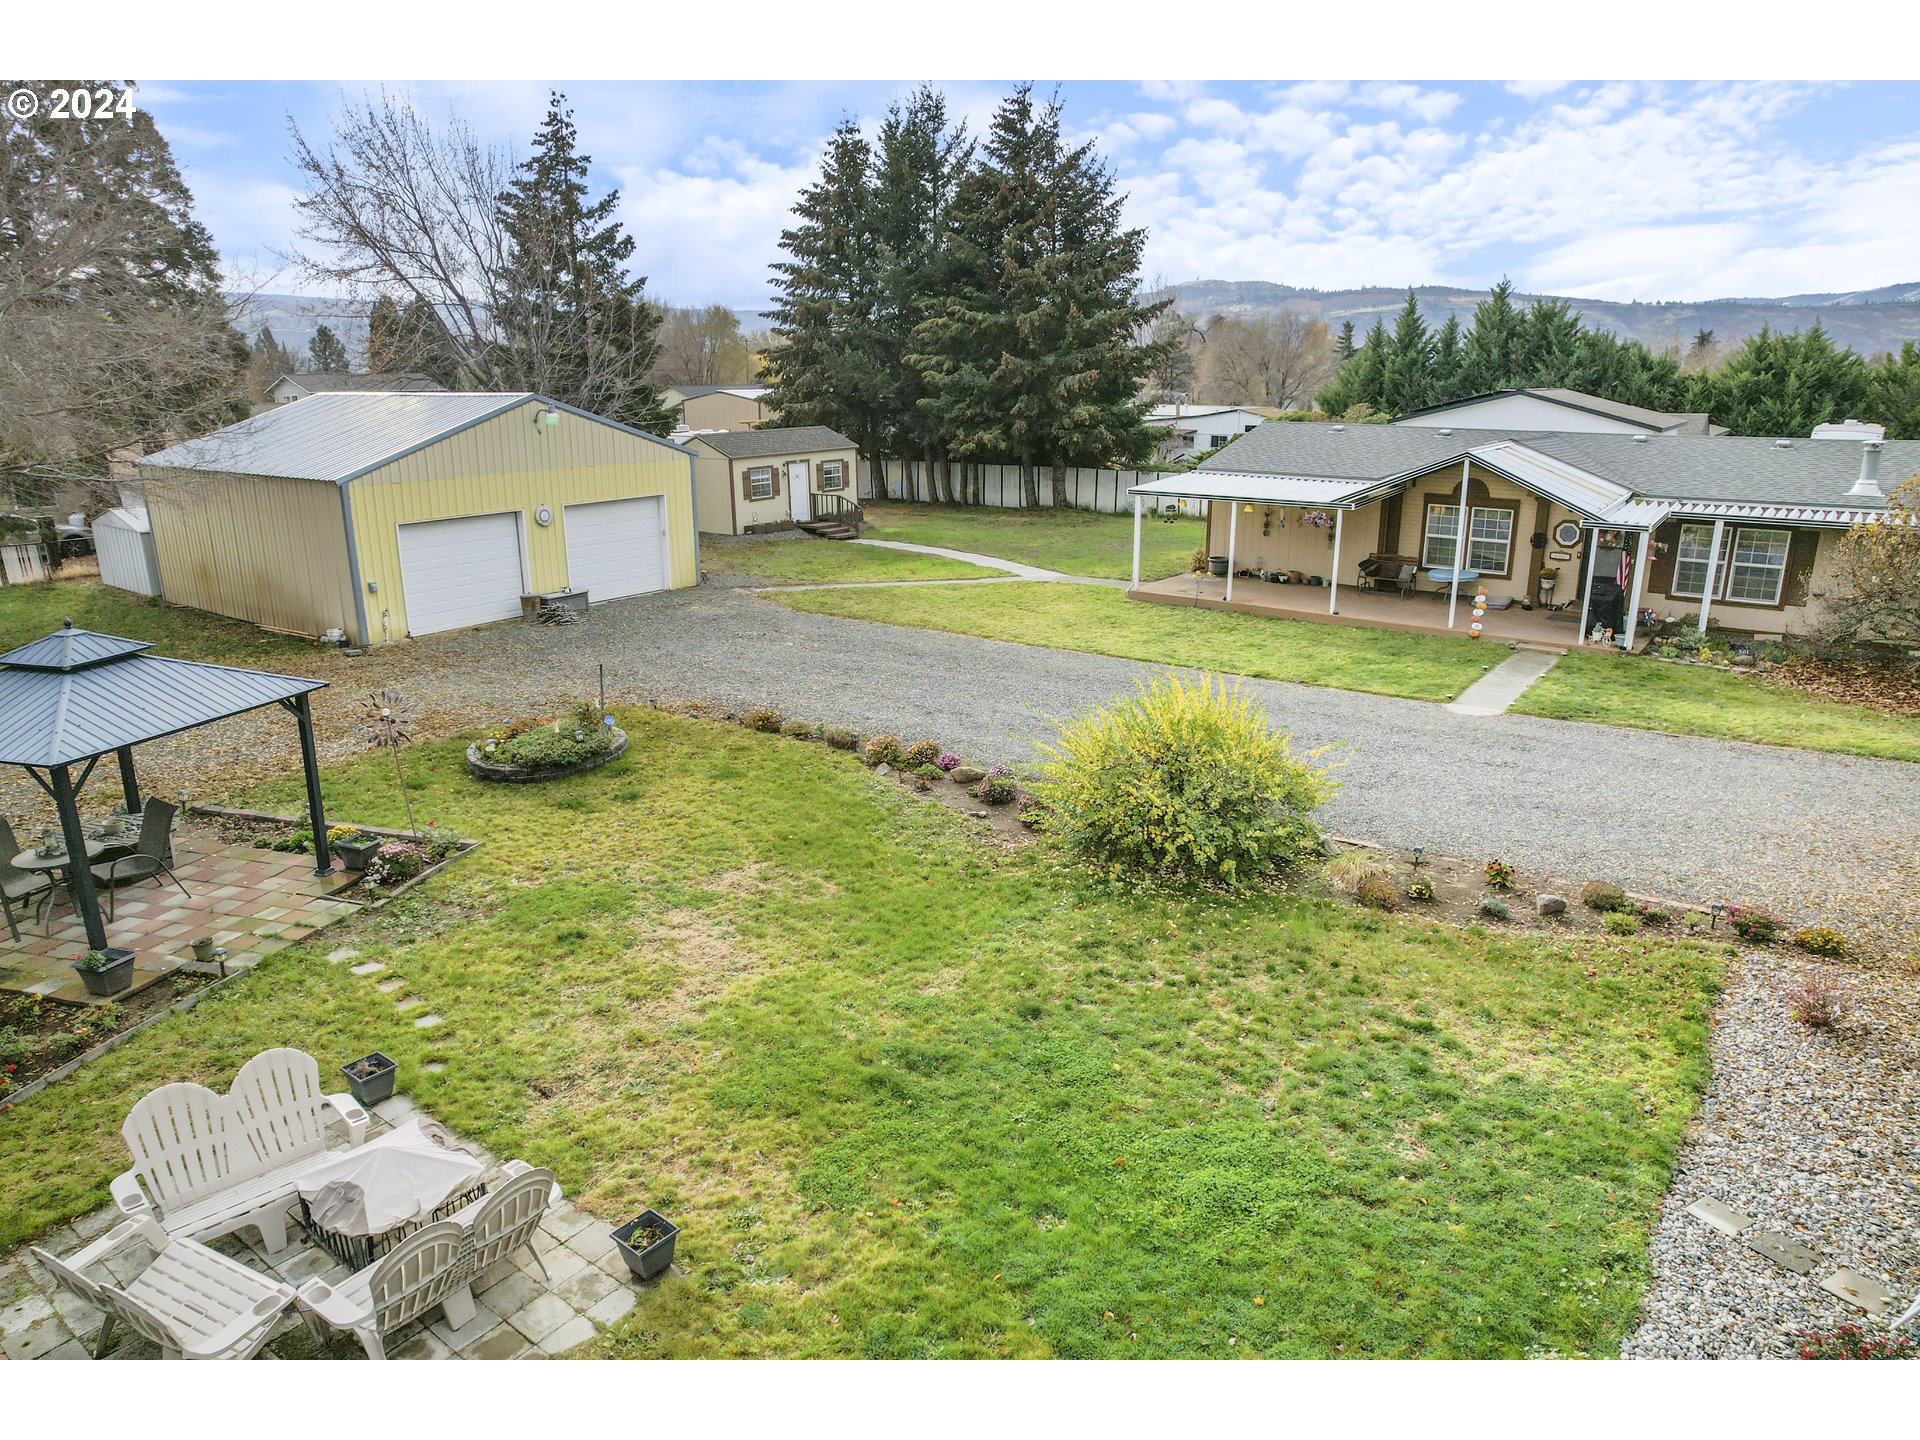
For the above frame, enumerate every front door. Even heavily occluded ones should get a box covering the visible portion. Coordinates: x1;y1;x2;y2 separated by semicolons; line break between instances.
788;461;812;523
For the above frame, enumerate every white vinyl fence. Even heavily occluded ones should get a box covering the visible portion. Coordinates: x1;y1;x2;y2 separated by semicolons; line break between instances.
862;459;1208;518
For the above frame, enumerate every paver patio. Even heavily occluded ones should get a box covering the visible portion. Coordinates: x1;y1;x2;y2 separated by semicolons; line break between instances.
0;823;363;1005
0;1098;655;1360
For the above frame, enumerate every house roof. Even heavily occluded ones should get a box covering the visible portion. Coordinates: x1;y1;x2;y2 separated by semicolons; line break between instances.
1396;388;1723;436
1129;471;1404;510
670;384;770;400
139;392;694;484
691;426;856;459
0;623;324;767
1135;421;1915;528
273;371;441;395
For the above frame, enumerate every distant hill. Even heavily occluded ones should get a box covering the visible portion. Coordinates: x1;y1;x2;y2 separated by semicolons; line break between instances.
1151;280;1920;357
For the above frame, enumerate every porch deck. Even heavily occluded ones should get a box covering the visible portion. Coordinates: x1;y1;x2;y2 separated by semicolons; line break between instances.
1130;572;1619;651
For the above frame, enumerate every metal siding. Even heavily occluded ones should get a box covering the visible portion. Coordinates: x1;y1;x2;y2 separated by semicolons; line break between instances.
347;399;695;643
142;469;359;642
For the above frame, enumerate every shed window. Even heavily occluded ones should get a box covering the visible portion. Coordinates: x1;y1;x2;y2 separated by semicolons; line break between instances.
746;467;775;501
818;460;846;491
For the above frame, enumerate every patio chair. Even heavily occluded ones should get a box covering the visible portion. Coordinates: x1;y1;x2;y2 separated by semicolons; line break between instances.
39;1215;297;1359
448;1160;560;1285
0;815;53;942
296;1219;472;1360
1389;563;1418;598
89;796;187;921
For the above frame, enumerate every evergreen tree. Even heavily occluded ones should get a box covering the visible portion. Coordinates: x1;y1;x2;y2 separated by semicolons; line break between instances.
1865;342;1920;440
1379;291;1434;415
245;325;299;401
1514;297;1583;385
307;324;349;373
1455;278;1524;394
1316;319;1388;415
1430;314;1462;398
1692;323;1868;436
1334;319;1356;361
765;120;884;451
365;296;405;371
495;92;674;433
909;86;1166;505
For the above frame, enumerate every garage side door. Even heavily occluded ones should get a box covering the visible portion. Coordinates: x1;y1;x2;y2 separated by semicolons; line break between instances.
396;512;525;636
563;495;668;603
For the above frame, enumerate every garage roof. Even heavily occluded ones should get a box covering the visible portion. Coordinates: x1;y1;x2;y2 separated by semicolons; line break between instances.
140;392;694;484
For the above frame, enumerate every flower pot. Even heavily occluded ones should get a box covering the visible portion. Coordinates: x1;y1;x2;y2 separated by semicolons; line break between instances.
340;1052;398;1106
611;1209;679;1281
72;947;135;997
1207;555;1229;578
335;837;384;873
191;936;216;963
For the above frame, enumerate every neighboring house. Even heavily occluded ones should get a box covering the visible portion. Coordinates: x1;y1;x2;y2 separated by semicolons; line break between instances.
267;372;441;405
689;426;860;536
664;384;774;432
1128;419;1907;646
1145;404;1268;459
138;392;699;646
1393;388;1726;436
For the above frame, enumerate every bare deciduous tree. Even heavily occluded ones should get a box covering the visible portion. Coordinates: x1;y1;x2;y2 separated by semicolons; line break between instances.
653;304;754;386
1197;310;1335;410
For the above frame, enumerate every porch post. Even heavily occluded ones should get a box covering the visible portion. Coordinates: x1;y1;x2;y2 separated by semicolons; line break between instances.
1224;502;1239;603
1328;508;1344;615
293;692;333;876
1697;518;1726;635
1623;528;1652;650
51;763;109;952
1131;493;1143;589
115;745;142;813
1575;527;1594;644
1446;459;1471;628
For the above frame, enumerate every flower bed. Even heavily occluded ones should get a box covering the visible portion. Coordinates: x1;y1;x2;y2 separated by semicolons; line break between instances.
468;722;628;782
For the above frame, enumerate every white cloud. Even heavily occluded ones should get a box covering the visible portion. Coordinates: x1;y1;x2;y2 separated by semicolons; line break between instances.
1504;80;1570;100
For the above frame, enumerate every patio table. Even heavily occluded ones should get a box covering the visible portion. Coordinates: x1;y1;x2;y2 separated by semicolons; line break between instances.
1425;567;1482;587
294;1118;488;1271
13;835;125;936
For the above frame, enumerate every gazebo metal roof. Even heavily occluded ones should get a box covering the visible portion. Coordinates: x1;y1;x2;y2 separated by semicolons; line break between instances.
0;622;325;767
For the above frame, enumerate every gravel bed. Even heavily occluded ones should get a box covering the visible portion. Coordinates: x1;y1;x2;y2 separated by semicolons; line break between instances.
1622;948;1920;1358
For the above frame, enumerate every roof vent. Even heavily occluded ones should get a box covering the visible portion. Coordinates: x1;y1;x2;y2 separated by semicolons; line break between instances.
1330;423;1346;432
1632;434;1650;444
1774;439;1793;449
1849;440;1885;499
1437;427;1452;436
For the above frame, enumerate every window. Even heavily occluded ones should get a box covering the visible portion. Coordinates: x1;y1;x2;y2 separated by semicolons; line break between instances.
1209;433;1231;449
1671;523;1716;597
818;460;846;491
1423;503;1515;573
1727;527;1791;603
746;466;774;500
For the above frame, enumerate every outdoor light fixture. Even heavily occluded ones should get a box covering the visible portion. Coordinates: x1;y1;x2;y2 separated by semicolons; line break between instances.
1710;901;1725;931
537;405;561;428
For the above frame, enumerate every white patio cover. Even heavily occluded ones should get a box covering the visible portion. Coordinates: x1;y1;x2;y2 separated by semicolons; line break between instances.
297;1118;484;1236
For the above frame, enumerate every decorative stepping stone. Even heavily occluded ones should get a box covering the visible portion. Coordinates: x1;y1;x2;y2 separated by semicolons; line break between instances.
1686;1197;1753;1236
395;997;424;1011
327;947;359;965
1744;1230;1821;1275
423;1062;446;1074
375;979;404;993
413;1014;443;1028
1819;1269;1895;1317
349;961;386;976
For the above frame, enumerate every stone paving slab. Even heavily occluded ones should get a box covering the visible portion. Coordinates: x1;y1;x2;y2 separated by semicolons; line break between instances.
1685;1197;1754;1237
1819;1269;1896;1317
1745;1230;1823;1276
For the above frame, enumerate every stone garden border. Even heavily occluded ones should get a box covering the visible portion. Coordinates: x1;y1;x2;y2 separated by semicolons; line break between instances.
466;726;628;783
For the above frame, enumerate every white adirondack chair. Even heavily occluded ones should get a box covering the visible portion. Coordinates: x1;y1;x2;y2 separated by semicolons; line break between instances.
111;1047;370;1251
296;1220;472;1360
36;1216;296;1359
449;1161;559;1284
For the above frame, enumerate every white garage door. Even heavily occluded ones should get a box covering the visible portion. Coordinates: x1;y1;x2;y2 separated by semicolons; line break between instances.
396;512;525;636
563;496;668;603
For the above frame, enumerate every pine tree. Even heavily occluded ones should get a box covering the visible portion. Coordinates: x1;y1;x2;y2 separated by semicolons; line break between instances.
1315;319;1388;415
1334;319;1356;362
1455;278;1524;395
909;86;1167;505
1431;314;1462;398
365;296;405;372
495;92;674;433
1379;291;1434;415
1693;323;1868;436
765;120;884;452
308;324;349;373
1864;341;1920;440
246;325;299;401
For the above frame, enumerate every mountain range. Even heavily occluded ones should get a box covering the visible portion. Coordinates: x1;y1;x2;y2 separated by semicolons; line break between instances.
1150;280;1920;357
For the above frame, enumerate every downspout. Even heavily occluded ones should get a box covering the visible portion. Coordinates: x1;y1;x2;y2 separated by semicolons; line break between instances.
339;481;371;647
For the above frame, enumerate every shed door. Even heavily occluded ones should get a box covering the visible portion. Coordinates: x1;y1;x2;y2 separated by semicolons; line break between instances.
563;495;668;602
396;512;525;636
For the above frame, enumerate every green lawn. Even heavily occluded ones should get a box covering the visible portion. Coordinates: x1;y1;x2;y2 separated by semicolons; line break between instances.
0;710;1719;1358
701;536;1004;585
0;578;324;668
1513;652;1920;764
770;582;1501;703
863;502;1203;580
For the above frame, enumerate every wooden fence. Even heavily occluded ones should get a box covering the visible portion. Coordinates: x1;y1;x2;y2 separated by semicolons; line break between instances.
861;459;1208;517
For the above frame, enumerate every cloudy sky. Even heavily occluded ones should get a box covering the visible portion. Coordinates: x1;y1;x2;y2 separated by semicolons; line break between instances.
137;79;1920;310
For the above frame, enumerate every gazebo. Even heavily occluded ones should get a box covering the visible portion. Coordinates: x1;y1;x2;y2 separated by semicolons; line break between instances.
0;620;332;953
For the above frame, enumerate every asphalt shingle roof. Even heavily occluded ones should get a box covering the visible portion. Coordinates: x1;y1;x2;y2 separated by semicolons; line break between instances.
692;426;856;459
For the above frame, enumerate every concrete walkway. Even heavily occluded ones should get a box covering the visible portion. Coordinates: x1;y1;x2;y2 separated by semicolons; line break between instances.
1443;649;1563;717
849;538;1128;587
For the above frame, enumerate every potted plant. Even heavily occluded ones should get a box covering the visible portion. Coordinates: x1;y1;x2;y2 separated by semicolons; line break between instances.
340;1052;398;1106
611;1209;679;1281
72;947;135;998
331;828;385;873
191;936;216;963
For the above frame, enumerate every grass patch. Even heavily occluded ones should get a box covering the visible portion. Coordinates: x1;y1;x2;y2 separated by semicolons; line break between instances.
0;578;324;668
863;502;1203;580
0;709;1719;1358
769;582;1498;703
1513;652;1920;764
701;536;1003;585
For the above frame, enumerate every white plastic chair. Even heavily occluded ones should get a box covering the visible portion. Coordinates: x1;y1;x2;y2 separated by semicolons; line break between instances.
296;1219;471;1360
450;1161;558;1284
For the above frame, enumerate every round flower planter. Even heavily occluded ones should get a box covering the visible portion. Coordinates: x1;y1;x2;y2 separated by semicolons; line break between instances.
466;726;627;783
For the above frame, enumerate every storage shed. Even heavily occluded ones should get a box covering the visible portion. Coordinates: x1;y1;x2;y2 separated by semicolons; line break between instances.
689;426;860;535
92;506;163;596
137;392;699;646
